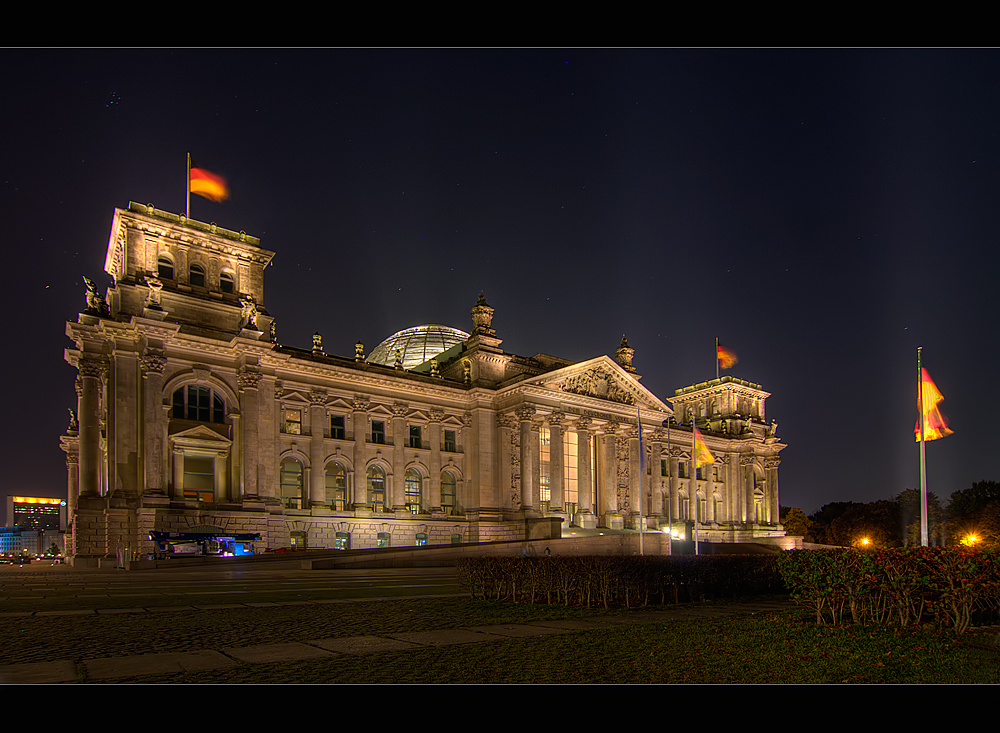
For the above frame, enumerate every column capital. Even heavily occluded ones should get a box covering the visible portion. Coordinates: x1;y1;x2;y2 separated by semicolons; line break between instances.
77;357;108;380
237;367;261;391
573;416;593;431
351;396;371;412
515;404;536;422
140;350;166;376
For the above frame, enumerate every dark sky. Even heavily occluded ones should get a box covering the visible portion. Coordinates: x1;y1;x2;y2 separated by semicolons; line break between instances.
3;48;997;516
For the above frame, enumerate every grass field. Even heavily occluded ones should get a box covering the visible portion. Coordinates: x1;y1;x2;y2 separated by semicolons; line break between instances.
80;601;1000;684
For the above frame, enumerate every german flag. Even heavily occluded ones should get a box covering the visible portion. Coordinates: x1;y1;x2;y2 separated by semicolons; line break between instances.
693;427;715;468
190;163;229;203
915;368;953;441
717;344;738;370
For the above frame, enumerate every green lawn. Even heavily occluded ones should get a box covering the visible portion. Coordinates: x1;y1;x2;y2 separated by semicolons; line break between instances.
94;605;1000;684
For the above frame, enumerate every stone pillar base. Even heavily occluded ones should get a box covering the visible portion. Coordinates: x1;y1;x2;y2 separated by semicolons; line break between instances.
601;512;625;530
573;510;598;529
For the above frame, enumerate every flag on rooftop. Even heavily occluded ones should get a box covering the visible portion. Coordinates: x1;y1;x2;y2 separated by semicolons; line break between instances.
915;367;953;442
717;343;738;370
189;162;229;203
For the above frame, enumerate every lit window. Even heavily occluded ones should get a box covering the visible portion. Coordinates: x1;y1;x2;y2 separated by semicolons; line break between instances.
405;469;421;514
172;386;225;424
377;532;391;548
190;263;206;288
325;463;347;510
183;456;214;502
220;272;234;294
563;430;578;505
539;426;551;503
409;425;422;449
284;408;301;435
280;458;303;509
290;531;307;549
441;471;457;515
330;415;346;440
334;532;350;550
157;256;174;280
415;533;427;547
368;466;386;512
371;420;386;444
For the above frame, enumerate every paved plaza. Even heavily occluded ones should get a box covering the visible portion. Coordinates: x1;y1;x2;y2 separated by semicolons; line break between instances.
0;560;796;683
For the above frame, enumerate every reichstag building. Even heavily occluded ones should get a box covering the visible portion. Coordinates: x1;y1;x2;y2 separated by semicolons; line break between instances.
61;203;787;565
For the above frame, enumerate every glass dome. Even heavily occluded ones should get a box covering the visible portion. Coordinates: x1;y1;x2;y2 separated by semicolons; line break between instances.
367;324;470;370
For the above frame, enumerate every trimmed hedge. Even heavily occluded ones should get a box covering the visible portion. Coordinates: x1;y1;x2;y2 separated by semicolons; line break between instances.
776;547;1000;634
456;555;785;608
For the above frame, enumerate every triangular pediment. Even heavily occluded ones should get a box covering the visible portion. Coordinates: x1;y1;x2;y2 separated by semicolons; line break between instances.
515;356;671;413
169;423;232;445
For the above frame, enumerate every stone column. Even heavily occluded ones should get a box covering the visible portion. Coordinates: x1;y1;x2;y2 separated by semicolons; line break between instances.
497;413;515;512
628;425;641;528
461;412;474;512
574;418;596;528
391;403;408;511
63;446;79;515
139;350;166;496
77;357;107;499
352;397;370;508
516;405;536;514
599;422;621;528
229;413;241;503
429;409;443;512
650;433;664;523
766;458;781;525
309;393;326;508
172;446;184;499
237;367;261;498
548;412;564;514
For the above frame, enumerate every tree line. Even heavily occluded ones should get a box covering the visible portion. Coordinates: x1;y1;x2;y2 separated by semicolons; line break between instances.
780;480;1000;548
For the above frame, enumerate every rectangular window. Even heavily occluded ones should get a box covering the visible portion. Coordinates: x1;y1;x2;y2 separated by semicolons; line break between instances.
183;455;214;502
415;533;427;547
377;532;391;549
678;463;686;479
284;408;302;435
371;420;386;444
189;385;211;422
330;415;346;440
334;532;350;550
539;426;551;503
409;425;422;449
661;459;668;477
444;430;457;452
563;429;578;505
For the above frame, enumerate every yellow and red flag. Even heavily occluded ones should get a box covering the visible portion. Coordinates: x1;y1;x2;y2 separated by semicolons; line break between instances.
190;165;230;203
915;368;953;442
693;427;715;468
717;344;738;370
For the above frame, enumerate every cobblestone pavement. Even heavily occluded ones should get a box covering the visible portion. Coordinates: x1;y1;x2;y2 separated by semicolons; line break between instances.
0;562;796;683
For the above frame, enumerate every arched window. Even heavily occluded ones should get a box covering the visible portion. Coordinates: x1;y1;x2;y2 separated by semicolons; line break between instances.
190;262;206;288
404;469;422;514
157;256;174;280
172;386;225;424
368;466;386;512
325;463;347;510
220;271;235;294
441;471;457;515
280;458;303;509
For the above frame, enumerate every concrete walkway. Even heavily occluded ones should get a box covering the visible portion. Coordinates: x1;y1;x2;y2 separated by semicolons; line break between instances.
0;595;796;683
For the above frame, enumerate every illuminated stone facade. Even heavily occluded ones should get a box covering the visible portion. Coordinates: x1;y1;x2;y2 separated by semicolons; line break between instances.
61;203;787;565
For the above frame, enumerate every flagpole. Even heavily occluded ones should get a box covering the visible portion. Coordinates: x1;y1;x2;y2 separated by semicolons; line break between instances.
637;405;644;557
692;423;699;556
186;153;191;219
716;337;719;380
918;347;929;546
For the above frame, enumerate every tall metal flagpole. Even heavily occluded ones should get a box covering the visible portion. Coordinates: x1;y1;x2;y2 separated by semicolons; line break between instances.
716;337;720;380
918;347;929;546
637;404;644;556
692;423;699;556
186;153;191;219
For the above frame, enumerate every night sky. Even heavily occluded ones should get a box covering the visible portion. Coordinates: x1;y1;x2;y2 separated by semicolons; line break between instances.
3;48;997;516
